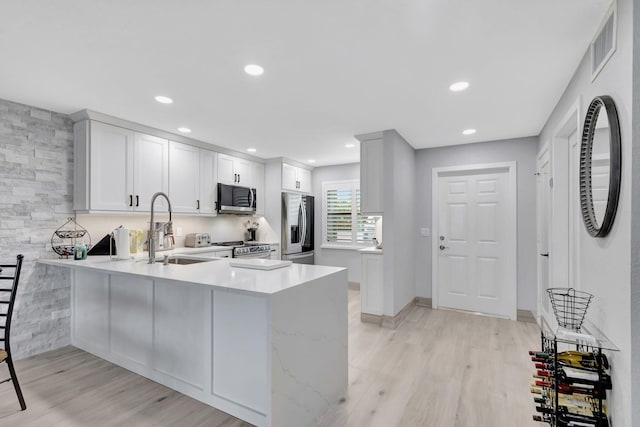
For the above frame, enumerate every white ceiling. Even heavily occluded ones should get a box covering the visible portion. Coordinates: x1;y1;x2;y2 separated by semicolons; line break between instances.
0;1;611;166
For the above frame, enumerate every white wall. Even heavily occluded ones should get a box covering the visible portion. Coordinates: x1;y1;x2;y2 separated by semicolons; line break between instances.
538;0;633;423
413;137;539;311
384;130;416;315
312;163;362;283
631;0;640;424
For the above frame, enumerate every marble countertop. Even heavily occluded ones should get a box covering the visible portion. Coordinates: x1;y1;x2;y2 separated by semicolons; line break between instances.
38;252;344;296
359;246;383;255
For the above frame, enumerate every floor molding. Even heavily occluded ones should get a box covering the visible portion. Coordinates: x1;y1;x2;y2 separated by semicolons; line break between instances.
414;297;432;308
517;309;536;323
361;298;421;329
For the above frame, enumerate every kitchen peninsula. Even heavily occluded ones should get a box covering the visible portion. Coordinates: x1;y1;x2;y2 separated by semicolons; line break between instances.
38;255;348;427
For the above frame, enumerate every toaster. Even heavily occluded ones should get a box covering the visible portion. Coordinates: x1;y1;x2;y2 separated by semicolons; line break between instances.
185;233;211;248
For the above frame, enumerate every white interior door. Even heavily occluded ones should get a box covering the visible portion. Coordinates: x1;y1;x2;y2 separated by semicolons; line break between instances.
537;149;552;322
436;169;516;319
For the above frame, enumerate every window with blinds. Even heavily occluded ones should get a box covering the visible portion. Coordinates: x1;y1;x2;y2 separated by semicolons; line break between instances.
323;181;378;246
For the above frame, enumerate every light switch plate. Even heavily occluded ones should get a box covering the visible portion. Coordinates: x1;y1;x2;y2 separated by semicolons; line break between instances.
420;227;430;237
176;227;183;237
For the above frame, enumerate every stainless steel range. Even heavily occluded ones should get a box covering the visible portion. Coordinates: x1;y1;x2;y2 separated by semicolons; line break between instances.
212;241;271;259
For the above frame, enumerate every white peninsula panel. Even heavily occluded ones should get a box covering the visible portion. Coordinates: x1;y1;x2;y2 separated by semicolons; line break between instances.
153;280;209;392
109;275;153;367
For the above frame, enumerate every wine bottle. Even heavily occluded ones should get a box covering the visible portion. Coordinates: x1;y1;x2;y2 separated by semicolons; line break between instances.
534;396;607;417
556;411;609;427
533;411;609;426
536;366;612;390
532;377;604;398
529;350;609;370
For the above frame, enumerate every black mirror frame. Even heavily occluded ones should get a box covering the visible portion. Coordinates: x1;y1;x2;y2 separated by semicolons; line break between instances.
579;95;621;238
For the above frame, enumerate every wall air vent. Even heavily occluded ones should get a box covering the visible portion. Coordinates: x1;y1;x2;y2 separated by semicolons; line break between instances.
591;3;617;81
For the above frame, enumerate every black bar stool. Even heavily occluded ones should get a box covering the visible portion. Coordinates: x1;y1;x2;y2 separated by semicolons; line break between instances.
0;254;26;410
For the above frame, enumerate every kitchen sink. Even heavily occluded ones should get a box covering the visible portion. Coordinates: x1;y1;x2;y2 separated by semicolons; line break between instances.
139;256;220;265
163;257;214;265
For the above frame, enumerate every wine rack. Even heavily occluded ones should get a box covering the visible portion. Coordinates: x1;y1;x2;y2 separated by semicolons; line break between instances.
531;317;618;427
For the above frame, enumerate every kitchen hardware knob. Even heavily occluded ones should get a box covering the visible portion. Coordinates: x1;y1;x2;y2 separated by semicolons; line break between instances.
439;245;448;250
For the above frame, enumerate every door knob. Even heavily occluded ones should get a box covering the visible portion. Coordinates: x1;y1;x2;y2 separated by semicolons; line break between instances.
439;245;448;250
440;236;445;241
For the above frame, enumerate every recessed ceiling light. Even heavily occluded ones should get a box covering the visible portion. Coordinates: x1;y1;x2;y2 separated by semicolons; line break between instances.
244;64;264;76
247;148;257;153
308;159;316;163
177;127;191;133
449;81;470;92
154;95;173;104
345;143;355;148
462;129;477;135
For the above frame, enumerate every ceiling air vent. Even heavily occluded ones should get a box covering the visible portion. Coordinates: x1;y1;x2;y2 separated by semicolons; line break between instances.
591;4;617;81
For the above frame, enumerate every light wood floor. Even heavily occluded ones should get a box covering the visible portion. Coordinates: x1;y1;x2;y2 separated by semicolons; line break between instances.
0;290;539;426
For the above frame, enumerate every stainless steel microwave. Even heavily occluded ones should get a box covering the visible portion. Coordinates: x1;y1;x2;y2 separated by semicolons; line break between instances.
216;183;256;215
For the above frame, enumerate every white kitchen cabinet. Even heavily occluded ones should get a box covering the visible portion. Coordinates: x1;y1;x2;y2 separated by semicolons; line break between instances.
253;162;265;216
269;243;280;260
198;149;217;215
133;133;169;211
84;121;134;211
169;142;218;215
74;120;169;212
360;252;384;315
169;141;201;213
218;153;252;186
360;138;384;214
282;163;311;193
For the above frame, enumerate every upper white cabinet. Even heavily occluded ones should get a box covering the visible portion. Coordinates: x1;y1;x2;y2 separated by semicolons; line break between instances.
168;142;218;215
252;162;265;216
75;121;169;212
218;153;252;186
169;142;201;214
359;138;384;214
282;163;311;193
198;149;217;215
84;121;133;211
134;133;169;211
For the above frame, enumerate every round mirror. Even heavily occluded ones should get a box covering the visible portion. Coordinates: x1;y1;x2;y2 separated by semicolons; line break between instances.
579;95;621;238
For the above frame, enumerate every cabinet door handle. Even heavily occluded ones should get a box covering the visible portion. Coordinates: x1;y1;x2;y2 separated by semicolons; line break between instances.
540;253;549;257
129;195;133;207
238;174;240;183
197;199;200;210
136;195;139;207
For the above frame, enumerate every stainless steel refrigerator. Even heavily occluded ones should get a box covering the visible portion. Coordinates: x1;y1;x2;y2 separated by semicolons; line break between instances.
281;192;314;264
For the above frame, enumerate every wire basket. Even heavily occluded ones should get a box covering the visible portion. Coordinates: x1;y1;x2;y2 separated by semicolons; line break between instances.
547;288;593;331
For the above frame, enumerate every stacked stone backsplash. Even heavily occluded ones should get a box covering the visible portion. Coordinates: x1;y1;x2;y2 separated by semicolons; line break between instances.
0;97;74;359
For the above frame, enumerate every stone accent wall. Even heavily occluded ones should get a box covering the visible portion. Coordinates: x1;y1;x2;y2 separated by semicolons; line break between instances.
0;98;74;359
